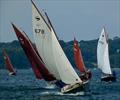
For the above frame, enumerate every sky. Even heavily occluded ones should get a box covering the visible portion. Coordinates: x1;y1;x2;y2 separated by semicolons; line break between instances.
0;0;120;42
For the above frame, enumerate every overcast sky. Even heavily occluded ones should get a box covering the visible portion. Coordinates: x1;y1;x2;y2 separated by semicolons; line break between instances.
0;0;120;42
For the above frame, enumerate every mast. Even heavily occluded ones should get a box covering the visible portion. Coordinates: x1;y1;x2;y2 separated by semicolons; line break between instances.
97;27;112;75
12;23;56;81
73;38;87;73
3;49;16;75
44;12;59;40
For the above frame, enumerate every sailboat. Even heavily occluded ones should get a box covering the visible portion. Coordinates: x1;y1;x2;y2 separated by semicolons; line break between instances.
97;27;116;82
12;23;56;82
31;0;88;93
73;38;92;82
3;49;16;75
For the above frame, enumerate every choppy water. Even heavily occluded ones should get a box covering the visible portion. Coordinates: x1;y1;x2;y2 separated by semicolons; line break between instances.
0;68;120;100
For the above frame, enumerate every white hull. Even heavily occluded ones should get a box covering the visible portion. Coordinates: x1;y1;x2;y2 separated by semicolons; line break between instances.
9;72;16;76
61;80;89;93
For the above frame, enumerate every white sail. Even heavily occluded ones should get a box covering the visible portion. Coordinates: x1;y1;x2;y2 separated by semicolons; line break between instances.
32;1;60;80
97;27;112;74
31;1;82;84
103;44;112;74
51;29;82;84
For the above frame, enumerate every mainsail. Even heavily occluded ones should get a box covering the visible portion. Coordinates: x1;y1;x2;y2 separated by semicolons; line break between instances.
12;23;56;81
31;1;82;84
73;38;87;73
97;27;112;75
32;0;60;80
3;49;16;75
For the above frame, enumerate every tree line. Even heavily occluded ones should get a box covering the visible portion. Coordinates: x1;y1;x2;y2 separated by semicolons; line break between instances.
0;37;120;69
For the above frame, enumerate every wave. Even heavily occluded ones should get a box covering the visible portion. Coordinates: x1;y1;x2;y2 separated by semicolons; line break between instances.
39;91;85;96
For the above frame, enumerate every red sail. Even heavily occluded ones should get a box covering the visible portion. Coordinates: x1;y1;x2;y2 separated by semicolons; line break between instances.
3;49;16;75
73;38;86;73
12;23;56;81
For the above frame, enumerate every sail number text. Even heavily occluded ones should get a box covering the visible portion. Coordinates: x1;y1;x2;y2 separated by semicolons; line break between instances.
35;29;44;34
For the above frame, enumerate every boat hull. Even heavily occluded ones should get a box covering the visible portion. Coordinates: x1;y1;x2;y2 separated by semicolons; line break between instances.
9;72;16;76
101;76;116;82
61;81;89;94
80;70;92;82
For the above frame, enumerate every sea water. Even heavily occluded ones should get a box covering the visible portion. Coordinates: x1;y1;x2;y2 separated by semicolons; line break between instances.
0;68;120;100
